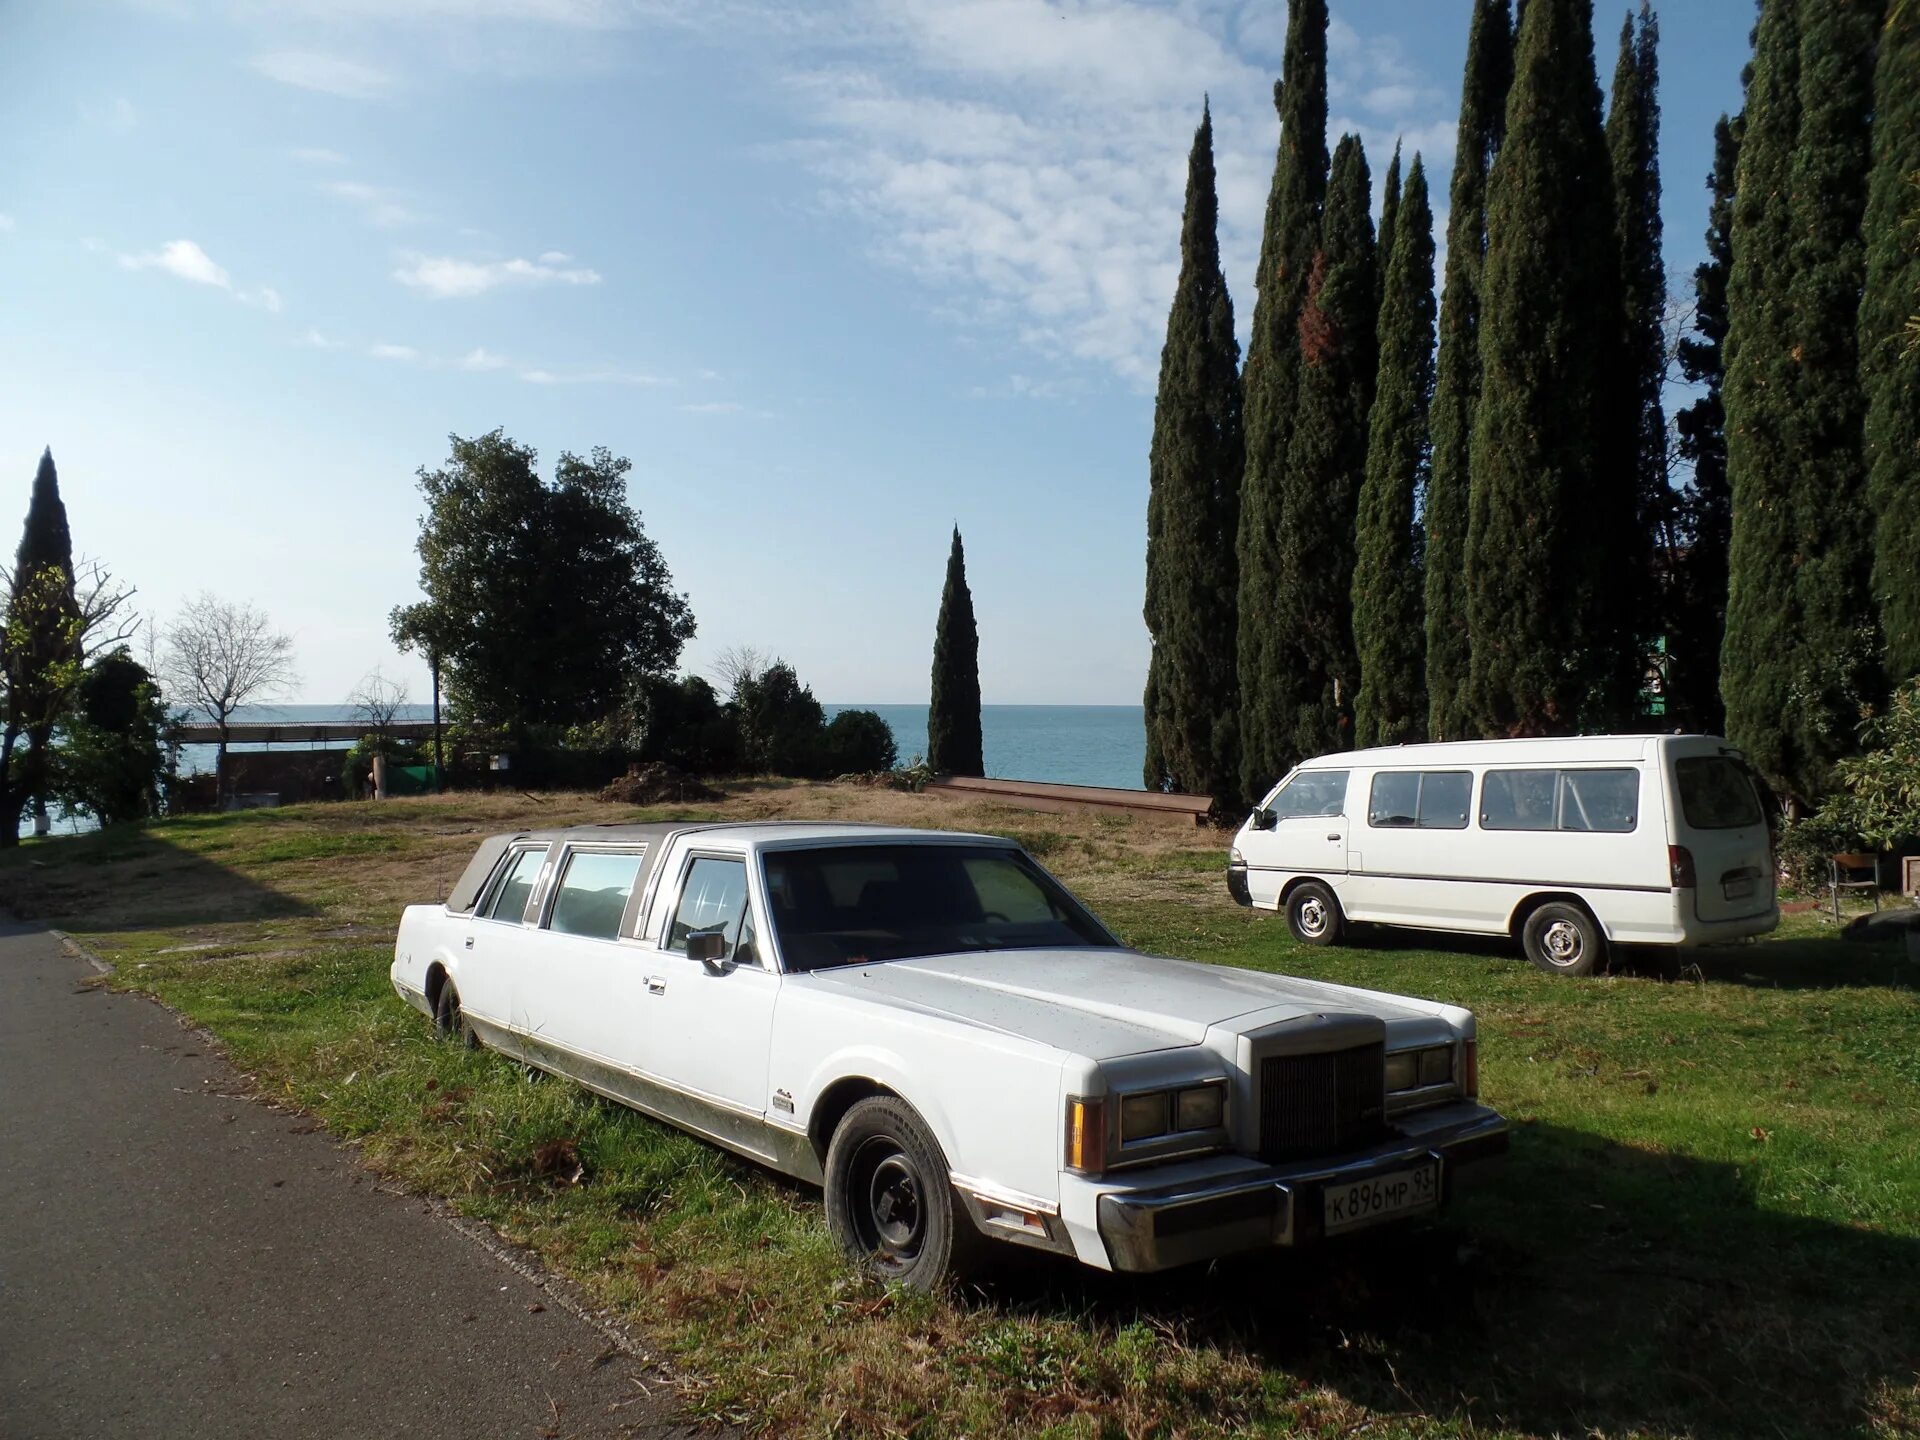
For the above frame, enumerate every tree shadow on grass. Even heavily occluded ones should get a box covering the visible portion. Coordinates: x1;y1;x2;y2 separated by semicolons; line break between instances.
974;1119;1920;1440
0;826;314;933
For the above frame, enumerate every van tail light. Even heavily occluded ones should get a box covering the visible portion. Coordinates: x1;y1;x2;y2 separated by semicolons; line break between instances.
1065;1096;1106;1175
1668;845;1697;889
1463;1040;1478;1099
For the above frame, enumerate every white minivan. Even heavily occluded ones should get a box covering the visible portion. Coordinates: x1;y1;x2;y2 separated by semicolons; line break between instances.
1227;735;1778;975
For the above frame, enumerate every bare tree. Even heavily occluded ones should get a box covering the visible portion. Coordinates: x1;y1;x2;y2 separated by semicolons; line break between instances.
348;668;409;736
710;644;770;702
160;593;298;781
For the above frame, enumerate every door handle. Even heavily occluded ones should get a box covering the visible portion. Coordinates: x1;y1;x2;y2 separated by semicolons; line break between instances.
646;976;666;995
1327;833;1343;842
463;935;474;949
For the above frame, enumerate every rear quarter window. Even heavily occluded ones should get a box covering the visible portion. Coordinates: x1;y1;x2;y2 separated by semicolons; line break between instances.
1675;757;1764;830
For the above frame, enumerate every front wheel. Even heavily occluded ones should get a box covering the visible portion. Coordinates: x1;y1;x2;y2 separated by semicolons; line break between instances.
1286;881;1345;946
824;1096;981;1290
1522;902;1605;977
432;977;479;1049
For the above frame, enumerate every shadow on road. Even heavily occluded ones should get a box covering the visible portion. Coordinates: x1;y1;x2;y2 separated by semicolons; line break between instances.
0;825;314;932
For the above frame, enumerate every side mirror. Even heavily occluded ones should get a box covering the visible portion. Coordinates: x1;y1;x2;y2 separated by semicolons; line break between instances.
1250;807;1277;832
687;930;732;974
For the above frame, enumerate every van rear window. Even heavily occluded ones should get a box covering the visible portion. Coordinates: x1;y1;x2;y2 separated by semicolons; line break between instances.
1480;768;1638;833
1675;757;1764;830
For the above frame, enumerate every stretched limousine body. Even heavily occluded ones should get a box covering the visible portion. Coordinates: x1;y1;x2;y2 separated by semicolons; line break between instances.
392;821;1508;1287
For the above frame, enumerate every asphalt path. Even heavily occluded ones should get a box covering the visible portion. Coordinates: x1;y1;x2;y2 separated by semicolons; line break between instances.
0;920;714;1440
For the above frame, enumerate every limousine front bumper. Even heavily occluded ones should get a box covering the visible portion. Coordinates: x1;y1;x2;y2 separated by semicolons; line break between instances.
1070;1100;1508;1273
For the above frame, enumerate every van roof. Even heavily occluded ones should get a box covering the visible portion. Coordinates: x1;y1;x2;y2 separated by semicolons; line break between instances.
1295;734;1733;769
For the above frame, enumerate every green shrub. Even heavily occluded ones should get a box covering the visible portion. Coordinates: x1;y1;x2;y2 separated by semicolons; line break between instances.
822;710;897;775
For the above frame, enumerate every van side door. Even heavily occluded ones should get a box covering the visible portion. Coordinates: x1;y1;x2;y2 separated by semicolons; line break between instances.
1345;768;1489;928
1241;768;1353;902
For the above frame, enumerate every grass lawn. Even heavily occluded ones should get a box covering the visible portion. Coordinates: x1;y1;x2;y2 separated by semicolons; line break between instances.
4;784;1917;1439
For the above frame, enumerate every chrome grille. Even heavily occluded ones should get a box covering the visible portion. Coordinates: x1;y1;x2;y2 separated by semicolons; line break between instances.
1258;1042;1386;1162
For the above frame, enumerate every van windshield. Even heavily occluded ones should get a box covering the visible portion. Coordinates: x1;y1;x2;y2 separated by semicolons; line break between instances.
1675;757;1764;830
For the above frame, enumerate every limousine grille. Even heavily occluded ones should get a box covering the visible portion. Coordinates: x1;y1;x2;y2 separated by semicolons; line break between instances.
1258;1043;1386;1163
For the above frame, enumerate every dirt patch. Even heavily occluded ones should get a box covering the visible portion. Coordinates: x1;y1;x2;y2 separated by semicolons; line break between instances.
597;764;725;805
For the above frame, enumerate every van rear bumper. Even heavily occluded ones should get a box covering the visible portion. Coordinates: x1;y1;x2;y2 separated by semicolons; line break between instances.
1671;903;1780;946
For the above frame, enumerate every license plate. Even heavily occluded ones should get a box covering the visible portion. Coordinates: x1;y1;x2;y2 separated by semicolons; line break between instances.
1724;877;1756;899
1324;1161;1439;1235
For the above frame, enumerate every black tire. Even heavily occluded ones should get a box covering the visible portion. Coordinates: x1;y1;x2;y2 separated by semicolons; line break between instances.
432;977;479;1049
824;1096;981;1290
1286;881;1345;946
1522;902;1605;977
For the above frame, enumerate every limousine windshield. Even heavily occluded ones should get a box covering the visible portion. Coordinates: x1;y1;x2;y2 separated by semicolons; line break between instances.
763;843;1114;971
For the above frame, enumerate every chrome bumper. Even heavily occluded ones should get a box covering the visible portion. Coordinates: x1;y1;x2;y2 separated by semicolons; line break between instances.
1095;1101;1508;1273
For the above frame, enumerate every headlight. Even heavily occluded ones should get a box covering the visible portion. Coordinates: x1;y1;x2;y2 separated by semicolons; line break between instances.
1175;1084;1224;1131
1229;846;1245;864
1387;1045;1454;1093
1119;1092;1170;1141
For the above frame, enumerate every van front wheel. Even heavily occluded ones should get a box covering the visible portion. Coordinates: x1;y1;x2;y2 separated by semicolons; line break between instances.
1286;881;1345;946
1523;903;1604;976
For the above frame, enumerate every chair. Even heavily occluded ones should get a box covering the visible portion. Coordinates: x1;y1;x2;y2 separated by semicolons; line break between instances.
1829;853;1882;922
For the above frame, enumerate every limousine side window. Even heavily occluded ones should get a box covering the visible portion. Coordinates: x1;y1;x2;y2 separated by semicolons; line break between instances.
1368;771;1472;829
482;845;548;922
667;855;751;959
547;849;646;941
1480;768;1638;832
1269;770;1350;819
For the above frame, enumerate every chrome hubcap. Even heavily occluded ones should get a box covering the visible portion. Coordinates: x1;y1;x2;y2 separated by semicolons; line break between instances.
1542;920;1583;964
1298;897;1328;936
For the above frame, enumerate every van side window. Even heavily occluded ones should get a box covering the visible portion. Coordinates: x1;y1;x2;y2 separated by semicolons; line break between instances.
1368;771;1471;829
1267;770;1350;819
1481;769;1638;832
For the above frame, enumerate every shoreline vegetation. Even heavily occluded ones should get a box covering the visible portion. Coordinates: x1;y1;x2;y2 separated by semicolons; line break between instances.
3;785;1916;1439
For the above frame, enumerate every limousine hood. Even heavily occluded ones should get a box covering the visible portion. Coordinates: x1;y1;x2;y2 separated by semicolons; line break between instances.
803;947;1374;1060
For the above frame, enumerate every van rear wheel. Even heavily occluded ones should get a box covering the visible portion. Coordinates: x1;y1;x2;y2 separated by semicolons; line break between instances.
1523;903;1604;976
1286;881;1345;946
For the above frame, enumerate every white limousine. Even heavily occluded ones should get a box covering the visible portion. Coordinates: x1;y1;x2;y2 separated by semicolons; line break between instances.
1230;734;1778;975
392;822;1508;1287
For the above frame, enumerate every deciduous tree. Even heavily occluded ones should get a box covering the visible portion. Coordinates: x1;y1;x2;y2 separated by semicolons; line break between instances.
161;592;297;779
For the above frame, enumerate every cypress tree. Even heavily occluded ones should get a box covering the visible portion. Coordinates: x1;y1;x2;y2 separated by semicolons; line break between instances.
1465;0;1631;736
1269;135;1377;768
1671;111;1742;734
1377;142;1403;292
1863;2;1920;684
1143;104;1244;802
1606;2;1668;713
1352;155;1436;749
1722;0;1804;790
927;526;984;777
0;449;83;847
1238;0;1329;803
1780;0;1885;797
1424;0;1513;741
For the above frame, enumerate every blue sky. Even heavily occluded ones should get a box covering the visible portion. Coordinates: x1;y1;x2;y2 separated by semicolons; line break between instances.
0;0;1754;707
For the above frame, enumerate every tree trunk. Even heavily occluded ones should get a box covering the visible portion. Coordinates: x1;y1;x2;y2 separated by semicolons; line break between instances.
0;723;23;849
430;654;444;792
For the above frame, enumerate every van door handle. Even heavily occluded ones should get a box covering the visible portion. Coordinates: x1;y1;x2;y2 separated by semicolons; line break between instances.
463;936;474;949
646;976;666;995
1327;833;1342;842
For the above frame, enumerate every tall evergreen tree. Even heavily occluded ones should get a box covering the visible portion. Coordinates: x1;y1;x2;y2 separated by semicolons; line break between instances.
928;526;983;777
1781;0;1886;795
1143;104;1244;802
1465;0;1632;736
1863;2;1920;684
1722;0;1805;789
1377;142;1403;292
1352;155;1436;748
1237;0;1329;803
0;449;84;847
1269;135;1377;768
1424;0;1513;740
1606;2;1668;709
1671;111;1742;734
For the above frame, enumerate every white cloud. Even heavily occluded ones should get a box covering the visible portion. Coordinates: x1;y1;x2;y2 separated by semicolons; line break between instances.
248;52;393;99
678;400;743;414
119;239;232;289
459;346;510;370
537;250;572;264
369;342;420;360
0;214;14;233
292;146;350;166
321;179;416;227
242;285;284;313
392;253;603;298
303;328;345;348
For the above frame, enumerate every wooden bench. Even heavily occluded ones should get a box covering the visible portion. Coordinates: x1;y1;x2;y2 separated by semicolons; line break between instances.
925;776;1216;827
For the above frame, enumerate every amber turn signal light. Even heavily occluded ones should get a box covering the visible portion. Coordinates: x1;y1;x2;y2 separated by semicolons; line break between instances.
1065;1096;1106;1174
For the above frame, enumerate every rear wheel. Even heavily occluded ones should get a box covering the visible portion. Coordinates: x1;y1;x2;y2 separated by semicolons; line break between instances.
824;1096;981;1290
432;977;479;1048
1286;881;1345;946
1522;902;1605;977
